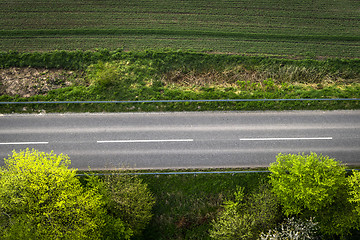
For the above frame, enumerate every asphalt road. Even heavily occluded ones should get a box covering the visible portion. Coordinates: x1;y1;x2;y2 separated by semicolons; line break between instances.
0;111;359;170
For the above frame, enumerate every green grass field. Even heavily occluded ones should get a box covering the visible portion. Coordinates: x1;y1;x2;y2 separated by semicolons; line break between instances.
1;0;359;57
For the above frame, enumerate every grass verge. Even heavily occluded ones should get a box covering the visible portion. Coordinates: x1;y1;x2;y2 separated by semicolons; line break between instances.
0;50;359;113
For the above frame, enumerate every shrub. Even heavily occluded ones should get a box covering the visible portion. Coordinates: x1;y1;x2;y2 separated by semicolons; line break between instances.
209;184;281;240
246;183;282;234
0;149;105;240
102;173;156;237
86;60;156;87
86;61;123;87
259;217;320;240
83;175;133;240
209;187;255;240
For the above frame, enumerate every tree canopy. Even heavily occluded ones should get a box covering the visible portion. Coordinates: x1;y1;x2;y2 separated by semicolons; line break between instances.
0;149;105;240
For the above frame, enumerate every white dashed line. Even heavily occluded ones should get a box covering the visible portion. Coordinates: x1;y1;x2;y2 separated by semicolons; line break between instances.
97;139;194;143
0;142;49;145
239;137;333;141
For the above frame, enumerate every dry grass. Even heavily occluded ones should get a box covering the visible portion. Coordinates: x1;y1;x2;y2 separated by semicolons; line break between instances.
161;66;264;89
160;65;357;92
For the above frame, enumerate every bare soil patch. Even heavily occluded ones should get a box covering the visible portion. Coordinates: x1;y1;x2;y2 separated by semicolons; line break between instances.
0;67;83;97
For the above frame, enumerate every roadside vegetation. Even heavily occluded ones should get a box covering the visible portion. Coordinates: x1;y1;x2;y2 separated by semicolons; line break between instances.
1;150;359;239
1;49;359;113
0;149;155;240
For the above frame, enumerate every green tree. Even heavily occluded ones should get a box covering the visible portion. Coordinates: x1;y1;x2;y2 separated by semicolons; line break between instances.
0;149;105;240
269;152;346;215
209;187;255;240
84;175;133;240
348;170;360;215
209;185;281;240
101;173;156;238
246;183;282;234
269;152;360;237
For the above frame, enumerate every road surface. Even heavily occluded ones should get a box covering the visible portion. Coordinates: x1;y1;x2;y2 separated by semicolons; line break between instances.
0;111;359;170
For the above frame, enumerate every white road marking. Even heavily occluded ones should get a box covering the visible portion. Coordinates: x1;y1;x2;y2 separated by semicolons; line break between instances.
0;142;49;145
239;137;333;141
97;139;194;143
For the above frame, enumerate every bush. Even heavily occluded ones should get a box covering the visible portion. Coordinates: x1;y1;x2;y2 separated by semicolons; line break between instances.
269;152;360;237
0;149;105;240
209;187;255;240
101;173;156;238
86;60;156;88
260;217;320;240
86;61;124;87
209;184;281;240
246;183;282;234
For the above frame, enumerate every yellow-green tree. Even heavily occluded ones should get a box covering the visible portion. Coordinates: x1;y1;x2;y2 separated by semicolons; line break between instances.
349;171;360;215
269;152;360;237
0;149;105;240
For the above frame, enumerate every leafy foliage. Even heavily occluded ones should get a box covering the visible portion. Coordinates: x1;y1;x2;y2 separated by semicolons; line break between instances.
101;173;156;237
348;171;360;215
269;152;346;215
246;183;282;234
209;184;281;240
0;149;105;240
209;187;255;240
86;61;124;87
86;59;156;88
269;152;360;237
